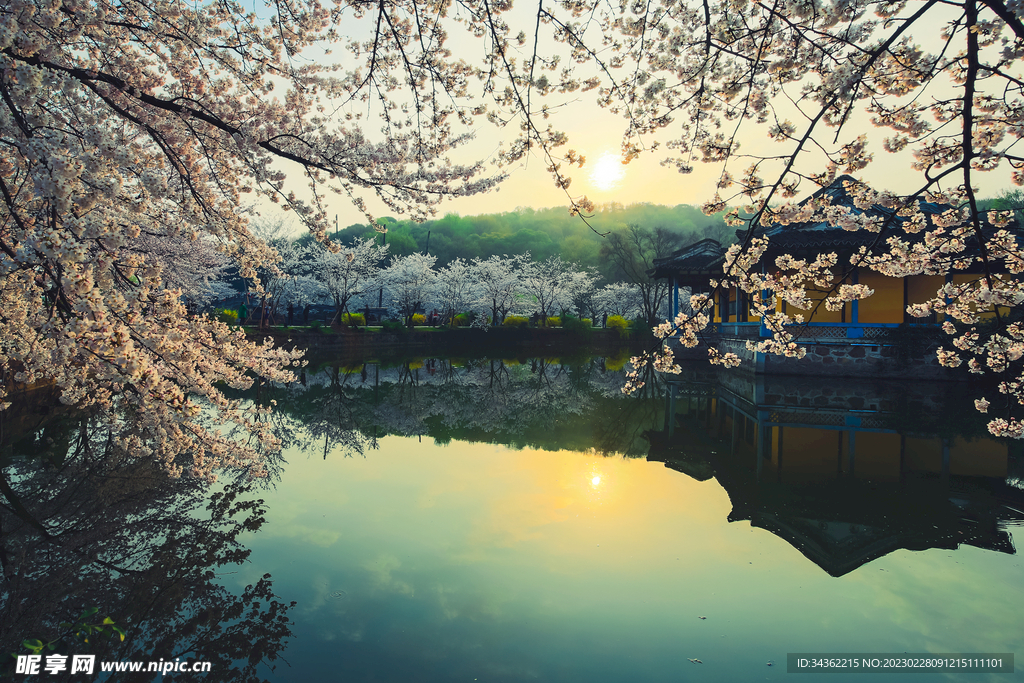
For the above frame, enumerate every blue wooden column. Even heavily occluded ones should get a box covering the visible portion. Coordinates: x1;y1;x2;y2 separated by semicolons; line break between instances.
672;274;679;319
848;268;864;338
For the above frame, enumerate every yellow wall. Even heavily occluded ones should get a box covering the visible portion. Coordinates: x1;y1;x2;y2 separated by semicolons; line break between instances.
857;270;904;323
793;272;946;325
906;275;944;322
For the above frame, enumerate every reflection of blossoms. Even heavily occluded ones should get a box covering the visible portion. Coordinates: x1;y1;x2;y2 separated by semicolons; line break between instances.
287;359;608;442
1;419;295;678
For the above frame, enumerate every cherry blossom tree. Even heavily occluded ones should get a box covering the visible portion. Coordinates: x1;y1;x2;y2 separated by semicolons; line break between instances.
471;254;531;325
520;256;590;323
308;237;389;325
566;268;599;321
432;258;475;325
0;0;513;477
594;283;644;320
378;253;437;326
243;230;312;326
129;232;231;308
0;0;693;482
567;0;1024;437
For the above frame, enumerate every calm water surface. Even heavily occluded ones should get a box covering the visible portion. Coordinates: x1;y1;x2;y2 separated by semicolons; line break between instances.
231;358;1024;682
2;356;1023;682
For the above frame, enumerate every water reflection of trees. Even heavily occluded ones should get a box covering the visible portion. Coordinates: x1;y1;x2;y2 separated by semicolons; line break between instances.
0;415;294;682
260;356;668;457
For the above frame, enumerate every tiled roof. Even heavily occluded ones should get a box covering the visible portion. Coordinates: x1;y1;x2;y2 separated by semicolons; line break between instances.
652;175;1018;278
749;175;946;253
650;238;726;278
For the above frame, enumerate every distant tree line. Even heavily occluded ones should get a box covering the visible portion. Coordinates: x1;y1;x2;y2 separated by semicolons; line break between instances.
211;194;1015;329
314;203;735;278
200;204;735;325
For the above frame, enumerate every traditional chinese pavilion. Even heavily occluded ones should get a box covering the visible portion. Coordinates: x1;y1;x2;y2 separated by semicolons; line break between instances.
650;176;1013;376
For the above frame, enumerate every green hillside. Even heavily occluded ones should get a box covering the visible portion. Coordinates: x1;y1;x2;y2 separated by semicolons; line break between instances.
316;203;733;276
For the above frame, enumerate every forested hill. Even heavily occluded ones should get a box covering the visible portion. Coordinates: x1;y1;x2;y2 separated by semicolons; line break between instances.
314;203;733;275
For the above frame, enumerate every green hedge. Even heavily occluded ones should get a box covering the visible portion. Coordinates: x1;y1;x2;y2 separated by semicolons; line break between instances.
340;312;366;326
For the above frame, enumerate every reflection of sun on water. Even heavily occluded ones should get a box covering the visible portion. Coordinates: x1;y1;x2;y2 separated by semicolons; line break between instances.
589;153;626;191
572;461;617;507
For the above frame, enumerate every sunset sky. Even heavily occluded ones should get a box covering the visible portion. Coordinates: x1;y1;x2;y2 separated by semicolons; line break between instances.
317;100;730;229
280;4;1018;232
322;93;1016;229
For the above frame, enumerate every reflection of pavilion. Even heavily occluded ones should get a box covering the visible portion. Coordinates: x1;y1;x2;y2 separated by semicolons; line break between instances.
647;374;1024;577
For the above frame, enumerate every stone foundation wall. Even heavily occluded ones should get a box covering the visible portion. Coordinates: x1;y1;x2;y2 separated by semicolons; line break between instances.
764;340;947;379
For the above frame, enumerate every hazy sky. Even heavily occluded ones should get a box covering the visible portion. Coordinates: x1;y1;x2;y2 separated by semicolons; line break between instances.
322;99;1015;231
313;94;1016;232
312;98;731;230
277;4;1016;232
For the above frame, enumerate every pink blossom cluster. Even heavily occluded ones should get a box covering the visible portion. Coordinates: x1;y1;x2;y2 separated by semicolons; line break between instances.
0;0;523;476
580;0;1024;433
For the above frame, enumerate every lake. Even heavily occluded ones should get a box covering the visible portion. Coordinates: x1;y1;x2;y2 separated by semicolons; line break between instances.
1;355;1022;681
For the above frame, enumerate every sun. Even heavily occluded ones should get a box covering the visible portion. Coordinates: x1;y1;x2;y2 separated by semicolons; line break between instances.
589;152;626;191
